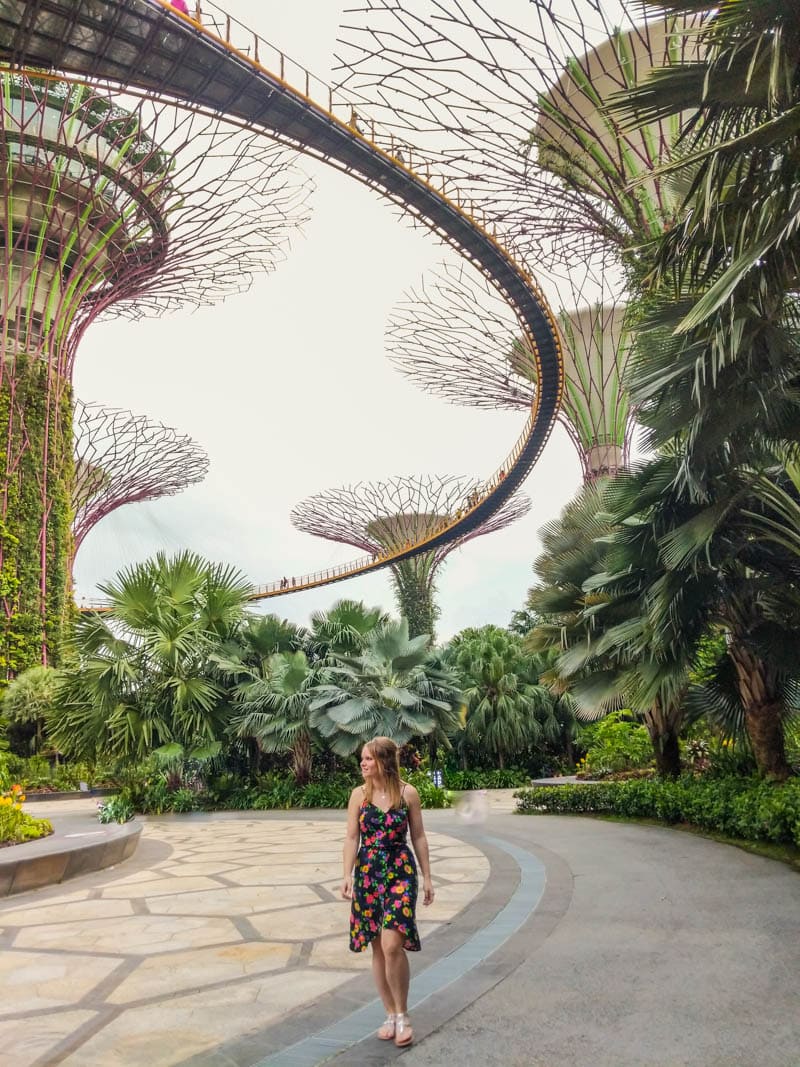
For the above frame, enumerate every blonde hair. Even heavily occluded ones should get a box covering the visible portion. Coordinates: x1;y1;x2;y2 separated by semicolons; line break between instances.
363;736;403;810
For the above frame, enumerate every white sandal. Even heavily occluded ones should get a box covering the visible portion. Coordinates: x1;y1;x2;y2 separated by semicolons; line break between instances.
377;1012;396;1040
395;1013;414;1047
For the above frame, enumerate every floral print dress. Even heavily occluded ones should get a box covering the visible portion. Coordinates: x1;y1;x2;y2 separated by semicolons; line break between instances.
349;794;420;953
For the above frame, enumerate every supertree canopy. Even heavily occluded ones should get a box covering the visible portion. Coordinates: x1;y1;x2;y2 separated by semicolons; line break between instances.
71;400;209;560
337;1;701;273
292;475;531;640
336;1;698;484
0;69;312;674
387;261;634;482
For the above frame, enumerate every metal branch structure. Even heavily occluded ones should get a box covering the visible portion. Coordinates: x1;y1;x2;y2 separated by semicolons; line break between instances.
1;1;565;623
292;476;531;638
336;1;702;271
72;399;209;559
337;1;698;484
0;64;313;670
388;261;634;480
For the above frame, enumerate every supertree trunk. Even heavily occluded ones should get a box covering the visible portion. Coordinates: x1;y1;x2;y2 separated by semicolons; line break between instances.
0;355;73;673
390;556;439;642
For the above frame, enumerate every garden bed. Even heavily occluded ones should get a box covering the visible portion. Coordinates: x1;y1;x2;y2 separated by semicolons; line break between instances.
23;787;117;803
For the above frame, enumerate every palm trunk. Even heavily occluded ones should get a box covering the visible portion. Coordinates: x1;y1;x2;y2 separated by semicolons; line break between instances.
642;699;682;779
291;731;313;787
649;727;682;778
728;641;789;781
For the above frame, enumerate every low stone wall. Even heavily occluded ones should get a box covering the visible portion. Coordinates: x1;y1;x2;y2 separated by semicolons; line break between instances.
0;819;141;896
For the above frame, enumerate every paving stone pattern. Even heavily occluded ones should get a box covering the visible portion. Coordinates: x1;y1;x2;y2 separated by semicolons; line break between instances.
0;816;488;1066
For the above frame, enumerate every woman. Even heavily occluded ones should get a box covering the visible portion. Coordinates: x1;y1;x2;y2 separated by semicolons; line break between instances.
342;737;435;1048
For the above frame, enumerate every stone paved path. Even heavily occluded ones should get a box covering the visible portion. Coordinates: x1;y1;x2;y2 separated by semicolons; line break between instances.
1;807;488;1066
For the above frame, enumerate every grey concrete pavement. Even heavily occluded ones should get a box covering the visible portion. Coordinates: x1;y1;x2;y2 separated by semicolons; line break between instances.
3;796;799;1067
374;815;800;1067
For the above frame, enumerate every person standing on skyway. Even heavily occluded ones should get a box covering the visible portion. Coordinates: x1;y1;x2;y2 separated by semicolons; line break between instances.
168;0;190;15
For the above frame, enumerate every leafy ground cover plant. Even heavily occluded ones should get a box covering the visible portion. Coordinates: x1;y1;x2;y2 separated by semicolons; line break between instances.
0;784;53;846
515;778;800;848
96;795;135;824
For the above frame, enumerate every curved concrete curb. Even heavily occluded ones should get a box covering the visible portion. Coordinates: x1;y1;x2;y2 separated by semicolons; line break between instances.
0;817;142;896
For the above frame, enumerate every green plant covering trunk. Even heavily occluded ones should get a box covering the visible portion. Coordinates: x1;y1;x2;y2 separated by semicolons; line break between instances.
389;554;440;643
0;358;74;680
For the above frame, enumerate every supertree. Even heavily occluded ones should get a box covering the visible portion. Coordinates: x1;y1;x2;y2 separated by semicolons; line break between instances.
71;400;209;561
336;1;702;271
0;69;312;674
387;261;634;482
292;475;531;641
336;2;700;483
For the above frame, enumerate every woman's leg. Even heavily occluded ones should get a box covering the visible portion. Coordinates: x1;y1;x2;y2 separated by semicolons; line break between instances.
380;929;410;1014
370;938;396;1011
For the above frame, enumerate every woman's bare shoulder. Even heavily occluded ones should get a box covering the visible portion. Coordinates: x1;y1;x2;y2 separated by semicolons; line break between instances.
349;785;365;802
400;780;420;802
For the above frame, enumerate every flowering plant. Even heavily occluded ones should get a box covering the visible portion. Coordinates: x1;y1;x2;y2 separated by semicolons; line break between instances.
0;784;52;846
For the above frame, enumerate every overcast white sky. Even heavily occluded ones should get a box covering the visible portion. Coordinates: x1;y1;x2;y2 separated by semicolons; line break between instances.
73;0;589;641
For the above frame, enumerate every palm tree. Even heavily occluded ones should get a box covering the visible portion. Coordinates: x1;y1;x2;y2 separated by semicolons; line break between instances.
230;649;319;785
307;599;390;661
603;456;799;779
49;552;251;763
526;474;697;777
2;665;61;754
309;618;462;756
613;0;800;326
448;625;563;770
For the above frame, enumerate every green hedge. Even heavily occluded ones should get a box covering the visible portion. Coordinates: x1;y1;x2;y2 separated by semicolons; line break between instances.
445;768;529;790
514;777;800;848
120;769;451;815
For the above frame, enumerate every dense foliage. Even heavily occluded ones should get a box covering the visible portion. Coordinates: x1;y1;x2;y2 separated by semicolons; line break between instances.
49;552;252;763
515;778;800;849
445;625;574;771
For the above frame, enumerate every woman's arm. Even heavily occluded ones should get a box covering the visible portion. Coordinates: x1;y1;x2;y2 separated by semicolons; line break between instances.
405;784;435;906
341;787;362;900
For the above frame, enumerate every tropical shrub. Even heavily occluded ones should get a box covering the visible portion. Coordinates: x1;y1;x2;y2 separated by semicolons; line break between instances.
0;754;118;793
97;795;135;824
50;551;251;764
515;778;800;847
405;770;451;809
579;712;653;776
0;784;53;845
446;625;567;771
310;619;462;755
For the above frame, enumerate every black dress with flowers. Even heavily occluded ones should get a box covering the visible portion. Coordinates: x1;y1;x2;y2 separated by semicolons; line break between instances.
349;792;420;953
